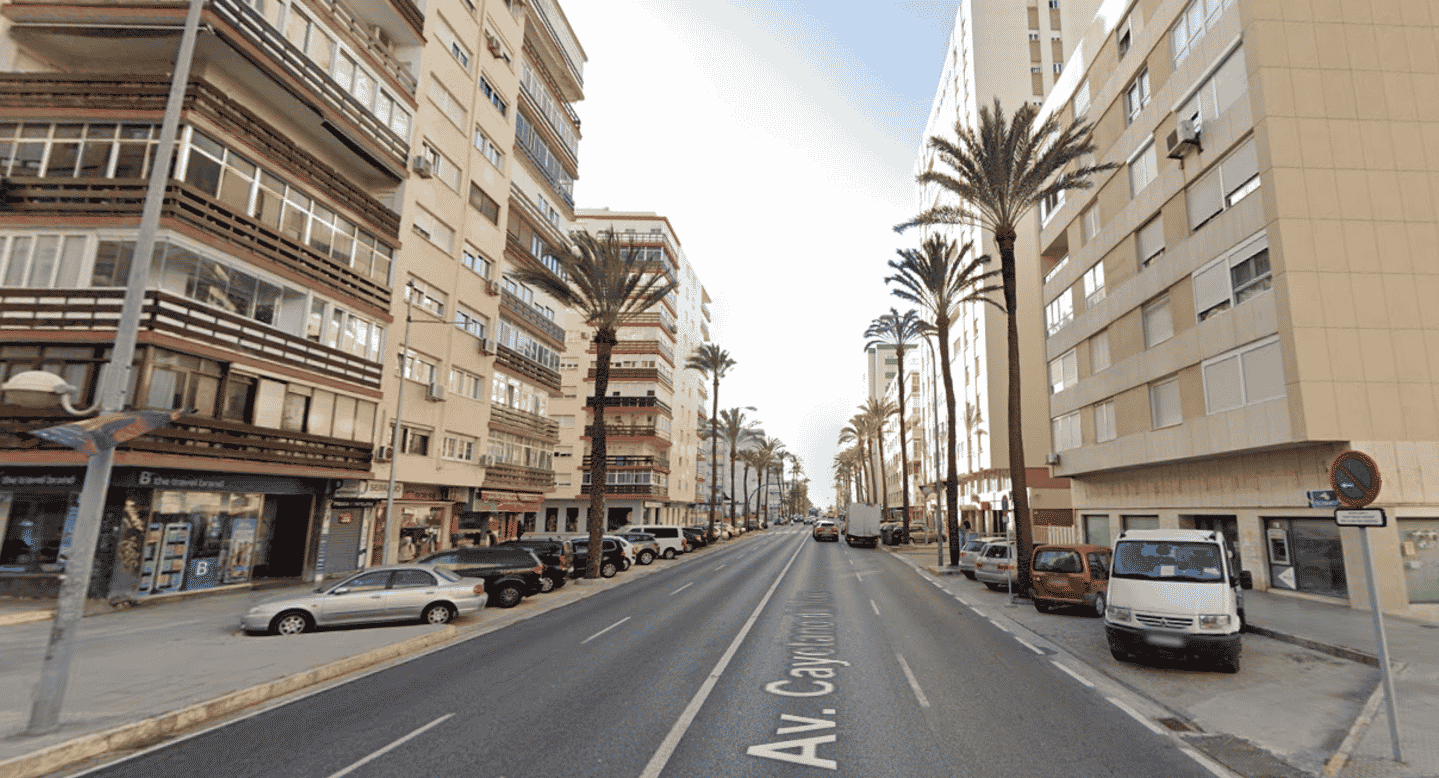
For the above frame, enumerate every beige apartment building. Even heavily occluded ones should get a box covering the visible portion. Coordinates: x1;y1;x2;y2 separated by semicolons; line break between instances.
912;0;1101;538
1036;0;1439;620
545;210;709;530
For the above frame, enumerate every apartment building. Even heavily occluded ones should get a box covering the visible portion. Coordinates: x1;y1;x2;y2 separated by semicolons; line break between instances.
546;210;709;530
912;0;1100;539
1036;0;1439;620
879;365;924;519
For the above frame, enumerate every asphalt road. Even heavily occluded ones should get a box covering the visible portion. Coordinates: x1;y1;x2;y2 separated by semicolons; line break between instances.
81;527;1222;777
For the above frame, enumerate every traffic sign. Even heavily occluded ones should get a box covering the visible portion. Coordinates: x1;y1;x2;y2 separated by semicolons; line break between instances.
1329;450;1381;508
1335;508;1386;527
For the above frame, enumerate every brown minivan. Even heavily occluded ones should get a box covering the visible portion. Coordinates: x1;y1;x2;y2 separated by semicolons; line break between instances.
1031;544;1111;616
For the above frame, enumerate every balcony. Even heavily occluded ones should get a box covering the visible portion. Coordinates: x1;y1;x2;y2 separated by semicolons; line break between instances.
0;288;384;389
585;367;672;388
482;461;555;492
500;289;565;346
581;483;666;498
584;395;672;415
488;404;559;442
524;0;585;97
580;454;669;470
495;344;562;393
3;178;393;314
0;406;372;474
583;424;670;444
595;339;674;365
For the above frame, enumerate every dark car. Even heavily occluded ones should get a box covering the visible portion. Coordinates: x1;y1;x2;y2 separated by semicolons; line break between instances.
681;526;711;549
499;539;574;592
416;546;546;608
570;538;627;578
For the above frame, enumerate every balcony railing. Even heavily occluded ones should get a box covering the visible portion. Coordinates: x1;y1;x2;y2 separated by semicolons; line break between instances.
581;483;666;498
495;344;562;393
586;367;672;388
585;395;672;415
597;339;674;365
584;424;670;441
500;289;565;345
2;178;393;313
0;406;372;473
488;404;559;441
580;455;669;470
0;288;384;389
483;461;555;491
526;0;585;91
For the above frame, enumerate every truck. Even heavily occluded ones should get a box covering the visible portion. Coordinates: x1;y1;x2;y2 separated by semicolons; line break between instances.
844;503;882;548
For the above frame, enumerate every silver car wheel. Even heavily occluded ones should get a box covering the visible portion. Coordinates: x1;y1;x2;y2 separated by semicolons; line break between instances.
638;550;655;565
1092;592;1107;618
272;612;311;636
538;575;556;593
601;562;618;578
662;548;676;560
423;603;454;625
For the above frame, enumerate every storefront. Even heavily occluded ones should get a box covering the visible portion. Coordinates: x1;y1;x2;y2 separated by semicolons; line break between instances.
1265;517;1348;598
0;468;83;597
367;483;456;565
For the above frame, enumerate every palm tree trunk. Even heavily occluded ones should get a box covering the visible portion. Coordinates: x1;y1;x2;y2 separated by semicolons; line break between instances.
588;330;616;579
999;231;1033;596
728;450;738;524
877;431;890;517
709;377;719;537
897;345;912;538
939;319;963;565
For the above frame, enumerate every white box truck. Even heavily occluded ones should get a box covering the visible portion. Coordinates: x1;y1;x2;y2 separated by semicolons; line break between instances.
844;503;882;548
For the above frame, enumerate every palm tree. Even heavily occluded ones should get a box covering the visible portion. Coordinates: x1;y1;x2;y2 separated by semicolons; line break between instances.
865;308;927;540
900;98;1116;594
740;449;763;519
837;423;869;502
513;229;676;578
686;344;737;539
718;407;759;523
859;396;897;518
752;436;783;526
887;236;1002;563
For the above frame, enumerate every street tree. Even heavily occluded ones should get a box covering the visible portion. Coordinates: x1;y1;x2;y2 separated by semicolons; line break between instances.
686;344;737;540
718;407;760;522
865;308;927;540
859;396;897;518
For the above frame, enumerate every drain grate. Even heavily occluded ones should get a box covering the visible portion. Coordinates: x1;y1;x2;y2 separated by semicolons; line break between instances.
1158;717;1198;732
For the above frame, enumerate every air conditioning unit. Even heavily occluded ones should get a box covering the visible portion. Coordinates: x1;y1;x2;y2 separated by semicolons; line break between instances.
484;279;501;296
374;446;392;462
1165;118;1202;159
477;337;493;355
426;381;447;401
1045;452;1062;465
370;24;393;53
485;30;504;57
482;454;497;466
412;155;434;178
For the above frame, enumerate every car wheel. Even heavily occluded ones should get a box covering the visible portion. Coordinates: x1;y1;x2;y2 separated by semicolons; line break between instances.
962;571;976;580
1092;592;1107;618
1033;599;1052;613
270;610;312;636
494;583;524;608
662;548;676;560
638;550;655;565
422;603;454;625
538;575;556;593
601;561;618;578
621;559;632;571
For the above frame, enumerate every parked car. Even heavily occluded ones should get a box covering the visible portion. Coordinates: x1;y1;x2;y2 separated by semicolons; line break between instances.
683;526;711;548
416;546;546;608
812;520;839;542
498;539;574;591
242;565;486;635
570;538;627;578
619;525;689;559
973;541;1016;591
611;532;662;565
1031;543;1111;616
959;536;1005;580
905;523;942;544
879;521;903;545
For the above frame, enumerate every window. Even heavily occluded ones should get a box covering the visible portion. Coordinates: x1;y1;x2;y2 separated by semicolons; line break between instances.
496;319;561;370
0;121;163;179
429;81;467;127
1179;46;1249;129
400;424;431;455
474;127;505;169
487;429;554;470
515;113;574;204
400;350;437;384
536;194;560;227
1128;141;1159;196
1117;18;1132;58
1053;63;1063;74
1052;412;1081;451
1039;189;1064;224
1171;0;1235;65
404;278;446;317
1082;262;1106;306
442;435;477;462
1150;376;1181;428
1194;233;1272;320
412;208;454;253
469;183;500;224
438;18;472;70
0;233;88;288
1081;204;1100;243
1143;295;1173;347
480;75;508;116
1187;138;1260;231
1095;400;1117;442
1045;290;1073;336
1072;78;1092;119
1137;216;1165;266
1090;329;1111;373
448;367;486;400
1124;70;1150;125
454;306;487;338
421;143;462;192
461;245;492;278
1049;348;1078;394
1202;336;1284;414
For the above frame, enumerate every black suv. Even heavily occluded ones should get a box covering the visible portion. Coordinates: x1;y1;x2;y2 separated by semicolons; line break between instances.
499;539;573;592
570;538;627;578
416;547;545;608
681;526;710;549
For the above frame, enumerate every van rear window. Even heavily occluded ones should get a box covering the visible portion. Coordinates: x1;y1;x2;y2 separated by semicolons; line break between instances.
1034;549;1082;573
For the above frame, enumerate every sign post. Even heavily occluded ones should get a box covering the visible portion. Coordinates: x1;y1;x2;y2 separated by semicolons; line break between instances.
1330;450;1401;762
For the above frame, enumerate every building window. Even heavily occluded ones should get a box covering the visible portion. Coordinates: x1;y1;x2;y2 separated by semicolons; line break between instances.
400;424;431;455
1149;376;1181;429
1052;411;1081;451
1202;336;1284;414
438;19;472;70
399;350;437;385
1081;204;1100;243
515;113;575;205
536;193;561;227
1398;520;1439;604
496;318;561;371
421;142;462;192
448;367;486;400
1053;63;1063;74
1194;233;1272;320
1039;190;1065;224
461;245;492;278
1072;78;1091;119
469;183;501;224
454;306;487;338
1128;141;1159;196
1124;70;1150;125
1082;262;1106;306
1137;215;1165;266
428;81;467;128
474;127;505;169
412;208;454;253
1095;400;1117;442
1171;0;1235;65
480;75;508;116
442;435;477;462
1180;46;1249;129
1049;348;1078;394
1142;295;1173;348
404;278;446;317
1045;290;1074;336
1117;14;1133;59
1090;329;1111;373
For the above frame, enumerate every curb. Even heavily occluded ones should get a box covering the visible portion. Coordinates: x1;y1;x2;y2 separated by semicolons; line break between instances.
0;625;458;778
1242;624;1379;667
0;610;53;627
1320;663;1403;777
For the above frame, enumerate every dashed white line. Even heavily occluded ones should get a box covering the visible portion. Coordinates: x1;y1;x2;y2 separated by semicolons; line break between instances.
581;616;631;645
870;599;880;616
953;595;970;606
325;714;454;778
1051;660;1095;687
713;564;726;571
855;572;864;582
895;653;931;708
1107;696;1169;737
670;582;693;595
987;619;1010;633
1014;636;1045;655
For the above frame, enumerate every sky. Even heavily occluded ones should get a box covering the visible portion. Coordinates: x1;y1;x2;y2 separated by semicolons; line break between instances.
561;0;959;509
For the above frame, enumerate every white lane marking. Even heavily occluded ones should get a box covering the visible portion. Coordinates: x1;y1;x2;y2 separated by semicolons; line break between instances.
581;616;631;645
930;580;944;588
895;653;931;708
1107;696;1169;737
870;599;880;616
1181;746;1244;778
714;564;726;571
638;535;808;778
855;572;863;582
1014;636;1045;655
953;595;969;606
325;713;454;778
1051;660;1094;687
987;619;1010;633
671;582;693;595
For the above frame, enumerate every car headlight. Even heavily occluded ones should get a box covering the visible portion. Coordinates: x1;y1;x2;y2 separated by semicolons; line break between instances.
1198;614;1231;629
1107;606;1131;622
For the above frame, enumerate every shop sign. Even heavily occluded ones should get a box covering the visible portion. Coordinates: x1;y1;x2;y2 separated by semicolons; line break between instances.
0;470;82;489
115;469;316;495
482;490;542;504
403;485;444;501
334;480;400;500
1306;490;1339;509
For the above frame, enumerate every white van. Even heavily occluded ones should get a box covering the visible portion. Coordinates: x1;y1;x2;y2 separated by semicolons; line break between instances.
618;525;688;559
1103;529;1251;673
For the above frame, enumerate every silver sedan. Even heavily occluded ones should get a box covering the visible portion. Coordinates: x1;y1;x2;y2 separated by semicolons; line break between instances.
241;564;487;636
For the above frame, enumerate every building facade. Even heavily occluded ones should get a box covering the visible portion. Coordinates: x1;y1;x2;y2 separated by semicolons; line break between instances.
1036;0;1439;621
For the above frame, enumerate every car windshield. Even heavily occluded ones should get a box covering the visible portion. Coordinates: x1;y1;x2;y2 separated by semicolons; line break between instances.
1112;541;1224;582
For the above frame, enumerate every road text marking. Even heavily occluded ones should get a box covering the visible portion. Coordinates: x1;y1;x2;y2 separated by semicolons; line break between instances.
670;582;693;595
895;653;930;708
581;616;631;645
325;713;453;778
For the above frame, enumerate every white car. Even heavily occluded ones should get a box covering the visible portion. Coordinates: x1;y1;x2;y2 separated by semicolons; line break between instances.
621;525;691;558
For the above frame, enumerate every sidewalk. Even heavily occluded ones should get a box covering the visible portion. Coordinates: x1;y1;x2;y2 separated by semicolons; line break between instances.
899;543;1439;778
0;536;759;778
